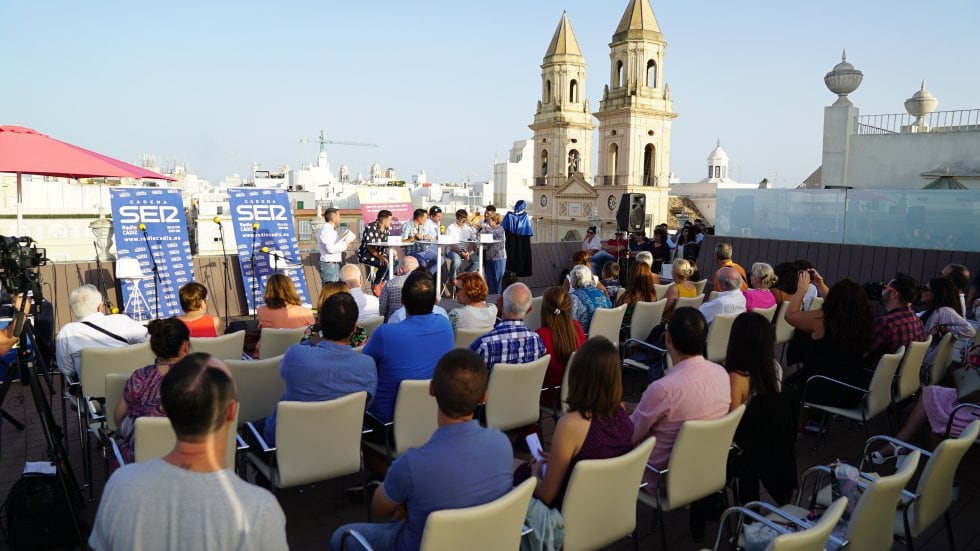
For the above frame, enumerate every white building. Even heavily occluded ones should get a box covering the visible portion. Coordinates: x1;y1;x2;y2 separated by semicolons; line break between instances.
492;139;534;209
668;142;766;224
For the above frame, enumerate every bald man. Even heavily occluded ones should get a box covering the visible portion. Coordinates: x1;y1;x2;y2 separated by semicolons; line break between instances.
468;283;545;372
341;263;380;322
700;266;747;324
380;256;420;321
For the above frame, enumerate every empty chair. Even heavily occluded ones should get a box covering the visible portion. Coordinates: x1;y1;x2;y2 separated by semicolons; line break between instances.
523;296;544;331
224;355;286;425
675;295;704;309
893;339;930;406
803;347;904;437
454;327;486;349
190;330;246;360
713;497;848;551
927;332;955;386
364;379;438;459
629;299;667;342
257;327;306;359
417;478;536;551
562;438;657;551
133;411;238;467
484;355;550;431
638;404;746;549
360;315;383;339
752;303;778;322
705;314;737;363
588;305;627;347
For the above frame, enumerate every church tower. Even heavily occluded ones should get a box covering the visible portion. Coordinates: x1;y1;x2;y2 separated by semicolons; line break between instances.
594;0;676;228
530;12;597;241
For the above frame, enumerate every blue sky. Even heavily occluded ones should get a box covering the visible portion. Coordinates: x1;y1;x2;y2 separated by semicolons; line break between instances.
2;0;978;188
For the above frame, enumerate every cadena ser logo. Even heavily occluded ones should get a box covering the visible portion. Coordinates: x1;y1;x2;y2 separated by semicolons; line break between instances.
118;205;182;224
235;204;289;222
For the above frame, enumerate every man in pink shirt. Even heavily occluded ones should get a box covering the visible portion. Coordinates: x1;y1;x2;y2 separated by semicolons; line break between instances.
630;306;731;491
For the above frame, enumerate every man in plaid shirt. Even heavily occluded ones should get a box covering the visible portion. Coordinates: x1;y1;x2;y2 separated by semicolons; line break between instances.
469;282;545;371
379;256;419;321
866;273;926;368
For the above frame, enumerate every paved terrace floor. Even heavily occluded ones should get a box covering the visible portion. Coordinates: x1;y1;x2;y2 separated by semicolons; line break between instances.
0;370;977;550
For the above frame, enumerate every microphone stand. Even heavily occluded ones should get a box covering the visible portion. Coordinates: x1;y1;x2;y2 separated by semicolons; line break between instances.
249;224;259;321
216;222;231;323
140;227;162;320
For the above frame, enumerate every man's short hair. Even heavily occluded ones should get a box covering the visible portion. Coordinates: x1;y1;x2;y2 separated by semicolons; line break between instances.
402;271;436;316
718;267;742;291
320;292;358;341
890;273;919;304
714;242;733;261
377;210;392;221
324;207;339;220
161;353;237;440
944;264;970;291
502;282;533;318
455;209;468;220
428;206;442;216
69;284;103;319
412;208;426;221
668;307;708;356
340;264;362;287
635;251;653;268
432;349;488;418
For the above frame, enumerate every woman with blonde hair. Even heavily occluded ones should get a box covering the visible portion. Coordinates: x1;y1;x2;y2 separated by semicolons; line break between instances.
662;258;698;320
743;262;778;311
535;286;586;406
258;273;315;330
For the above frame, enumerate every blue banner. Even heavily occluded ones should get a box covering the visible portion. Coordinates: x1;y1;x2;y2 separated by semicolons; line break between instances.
227;188;312;313
110;187;194;320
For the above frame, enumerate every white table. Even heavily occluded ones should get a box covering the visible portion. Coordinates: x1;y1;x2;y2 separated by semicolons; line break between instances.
366;242;399;282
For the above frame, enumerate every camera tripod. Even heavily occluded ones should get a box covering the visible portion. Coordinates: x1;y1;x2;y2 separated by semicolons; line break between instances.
0;275;84;545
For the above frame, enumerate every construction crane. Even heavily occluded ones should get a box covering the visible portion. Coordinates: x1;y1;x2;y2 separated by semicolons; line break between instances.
299;130;378;154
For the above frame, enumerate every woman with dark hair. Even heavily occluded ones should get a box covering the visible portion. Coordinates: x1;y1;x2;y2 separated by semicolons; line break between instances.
257;273;315;330
616;261;657;327
920;277;975;365
114;318;191;463
786;273;873;407
535;287;586;406
514;336;634;510
726;312;781;410
176;281;223;337
649;228;671;270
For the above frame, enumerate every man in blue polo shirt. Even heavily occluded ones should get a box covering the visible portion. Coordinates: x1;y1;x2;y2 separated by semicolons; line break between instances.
364;271;454;422
330;349;513;551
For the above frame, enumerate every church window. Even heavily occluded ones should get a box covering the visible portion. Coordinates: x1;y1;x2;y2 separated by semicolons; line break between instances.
567;149;580;174
647;60;657;87
643;144;655;186
545;80;551;103
615;61;624;88
541;150;549;177
569;79;578;103
608;144;619;184
708;166;714;178
714;166;721;178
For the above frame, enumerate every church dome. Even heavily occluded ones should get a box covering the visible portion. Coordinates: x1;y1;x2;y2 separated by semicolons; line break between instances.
707;143;729;164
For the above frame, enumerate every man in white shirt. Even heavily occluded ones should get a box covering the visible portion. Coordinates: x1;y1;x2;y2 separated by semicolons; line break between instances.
420;206;443;274
317;207;356;284
699;267;747;324
445;209;476;283
341;263;380;322
55;285;149;380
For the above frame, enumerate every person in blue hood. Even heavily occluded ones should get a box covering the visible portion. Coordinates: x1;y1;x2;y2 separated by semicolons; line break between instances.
502;200;533;277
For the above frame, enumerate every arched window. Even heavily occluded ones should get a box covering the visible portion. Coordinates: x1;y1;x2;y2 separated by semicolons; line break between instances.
545;80;551;103
708;165;714;178
714;166;721;178
608;144;619;184
567;149;580;174
569;79;578;103
541;150;549;177
643;144;655;186
646;60;657;88
616;61;624;88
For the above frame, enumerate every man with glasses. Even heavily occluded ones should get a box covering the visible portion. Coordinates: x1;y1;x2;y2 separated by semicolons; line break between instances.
866;273;926;368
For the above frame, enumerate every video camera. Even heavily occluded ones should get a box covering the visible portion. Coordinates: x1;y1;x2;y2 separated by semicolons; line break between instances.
0;235;47;293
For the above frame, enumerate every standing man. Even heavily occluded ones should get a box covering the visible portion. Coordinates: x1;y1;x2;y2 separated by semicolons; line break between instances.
445;209;477;284
420;206;444;274
357;210;393;296
89;353;287;550
317;207;356;284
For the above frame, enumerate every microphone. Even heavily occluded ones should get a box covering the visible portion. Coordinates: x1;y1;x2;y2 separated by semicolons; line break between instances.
137;223;148;236
252;222;260;231
213;216;222;226
260;246;270;254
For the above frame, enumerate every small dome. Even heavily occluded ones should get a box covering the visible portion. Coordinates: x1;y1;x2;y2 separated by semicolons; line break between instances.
905;80;939;116
824;50;863;105
707;142;729;164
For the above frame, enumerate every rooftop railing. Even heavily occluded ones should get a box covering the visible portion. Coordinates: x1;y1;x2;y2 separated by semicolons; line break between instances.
855;109;980;135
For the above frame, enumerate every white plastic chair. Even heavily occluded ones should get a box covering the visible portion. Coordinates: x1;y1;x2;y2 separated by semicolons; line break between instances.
417;478;536;551
454;327;487;349
752;303;778;322
629;299;667;342
360;315;383;338
893;339;930;406
675;295;704;309
364;379;438;459
588;305;627;347
190;331;246;360
257;326;306;359
807;296;824;311
694;279;708;295
133;411;239;468
484;354;550;431
705;313;737;363
708;290;720;302
523;296;544;331
653;283;672;299
713;497;848;551
224;355;286;425
927;332;955;386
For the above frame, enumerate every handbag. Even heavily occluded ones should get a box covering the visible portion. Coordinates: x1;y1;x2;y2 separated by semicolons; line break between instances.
952;342;980;402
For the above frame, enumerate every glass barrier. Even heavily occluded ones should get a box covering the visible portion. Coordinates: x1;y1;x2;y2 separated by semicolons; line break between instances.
715;189;980;252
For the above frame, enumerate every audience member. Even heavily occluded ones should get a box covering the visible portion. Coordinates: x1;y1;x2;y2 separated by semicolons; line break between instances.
662;259;698;321
56;284;148;380
114;318;191;463
786;275;872;408
535;287;586;406
263;292;376;447
176;281;223;337
445;209;477;283
568;265;612;333
470;282;545;372
257;274;315;331
631;307;730;486
633;250;654;270
341;264;381;322
356;209;394;293
589;230;626;277
699;267;746;324
583;226;603;274
866;273;926;368
725;312;781;411
317;207;356;284
329;349;512;551
563;250;606;294
305;282;367;348
919;277;975;366
743;262;778;312
379;255;419;322
600;261;621;301
448;272;498;330
649;228;671;271
514;337;634;510
90;353;287;550
495;270;520;312
365;271;453;422
481;212;508;295
616;261;657;328
712;243;748;292
942;263;971;315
